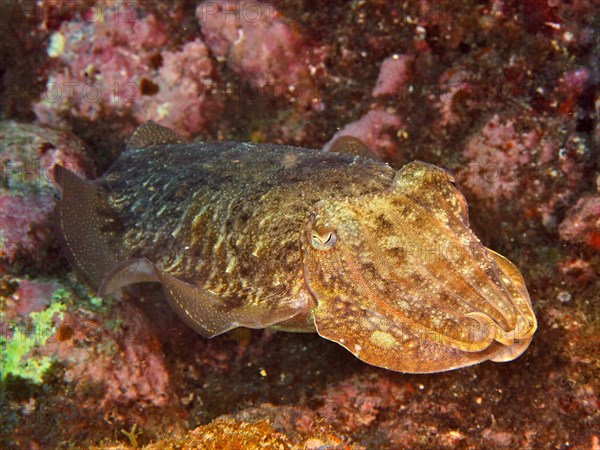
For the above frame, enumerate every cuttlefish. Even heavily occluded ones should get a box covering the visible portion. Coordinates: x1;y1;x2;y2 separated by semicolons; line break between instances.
54;122;537;373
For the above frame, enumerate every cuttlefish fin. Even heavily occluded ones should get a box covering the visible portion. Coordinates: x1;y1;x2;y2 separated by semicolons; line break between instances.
54;165;119;288
126;121;185;150
98;258;159;294
99;258;305;338
328;136;378;160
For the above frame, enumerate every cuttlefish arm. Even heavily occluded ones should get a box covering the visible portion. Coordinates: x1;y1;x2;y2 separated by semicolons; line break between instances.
303;232;505;373
302;161;537;373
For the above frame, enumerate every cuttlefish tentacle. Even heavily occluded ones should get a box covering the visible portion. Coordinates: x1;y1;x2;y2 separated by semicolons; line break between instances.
485;249;537;342
398;243;513;339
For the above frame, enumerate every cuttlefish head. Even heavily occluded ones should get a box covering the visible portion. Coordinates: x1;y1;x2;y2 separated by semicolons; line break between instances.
301;161;537;373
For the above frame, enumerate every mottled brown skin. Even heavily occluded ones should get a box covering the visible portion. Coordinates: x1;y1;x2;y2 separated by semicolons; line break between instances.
54;123;537;373
302;162;536;372
105;141;393;328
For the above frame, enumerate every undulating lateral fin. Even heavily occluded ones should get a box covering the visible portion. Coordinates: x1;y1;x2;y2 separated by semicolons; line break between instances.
126;121;185;150
328;135;377;160
155;268;305;338
97;258;159;296
53;165;119;288
97;258;306;338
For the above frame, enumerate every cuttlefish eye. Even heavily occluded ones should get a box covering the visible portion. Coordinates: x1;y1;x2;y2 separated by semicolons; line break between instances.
310;225;337;250
447;173;459;188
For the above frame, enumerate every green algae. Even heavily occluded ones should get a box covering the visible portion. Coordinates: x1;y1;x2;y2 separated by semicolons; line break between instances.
0;289;67;384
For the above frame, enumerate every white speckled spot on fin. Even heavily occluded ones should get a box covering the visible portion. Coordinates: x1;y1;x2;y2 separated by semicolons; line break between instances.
126;121;185;150
98;258;305;338
328;136;378;160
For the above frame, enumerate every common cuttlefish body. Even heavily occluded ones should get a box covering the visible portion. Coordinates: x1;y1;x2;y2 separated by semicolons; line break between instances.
54;122;536;373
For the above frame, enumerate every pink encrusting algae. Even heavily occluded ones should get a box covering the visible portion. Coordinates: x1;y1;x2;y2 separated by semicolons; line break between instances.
323;109;403;160
33;8;216;138
197;0;321;107
0;121;91;265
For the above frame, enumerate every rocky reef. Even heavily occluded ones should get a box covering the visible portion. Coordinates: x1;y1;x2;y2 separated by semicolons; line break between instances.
1;0;598;448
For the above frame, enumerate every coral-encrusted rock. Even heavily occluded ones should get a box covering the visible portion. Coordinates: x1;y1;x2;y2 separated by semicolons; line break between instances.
5;278;58;320
459;114;537;203
1;277;66;385
318;373;407;433
34;9;217;137
133;39;217;138
435;69;473;126
0;194;55;263
322;109;403;160
93;404;362;449
34;11;167;127
0;121;92;265
372;54;414;98
1;276;174;409
558;257;596;284
1;275;186;447
558;194;600;250
456;113;588;230
197;0;319;106
48;300;174;408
